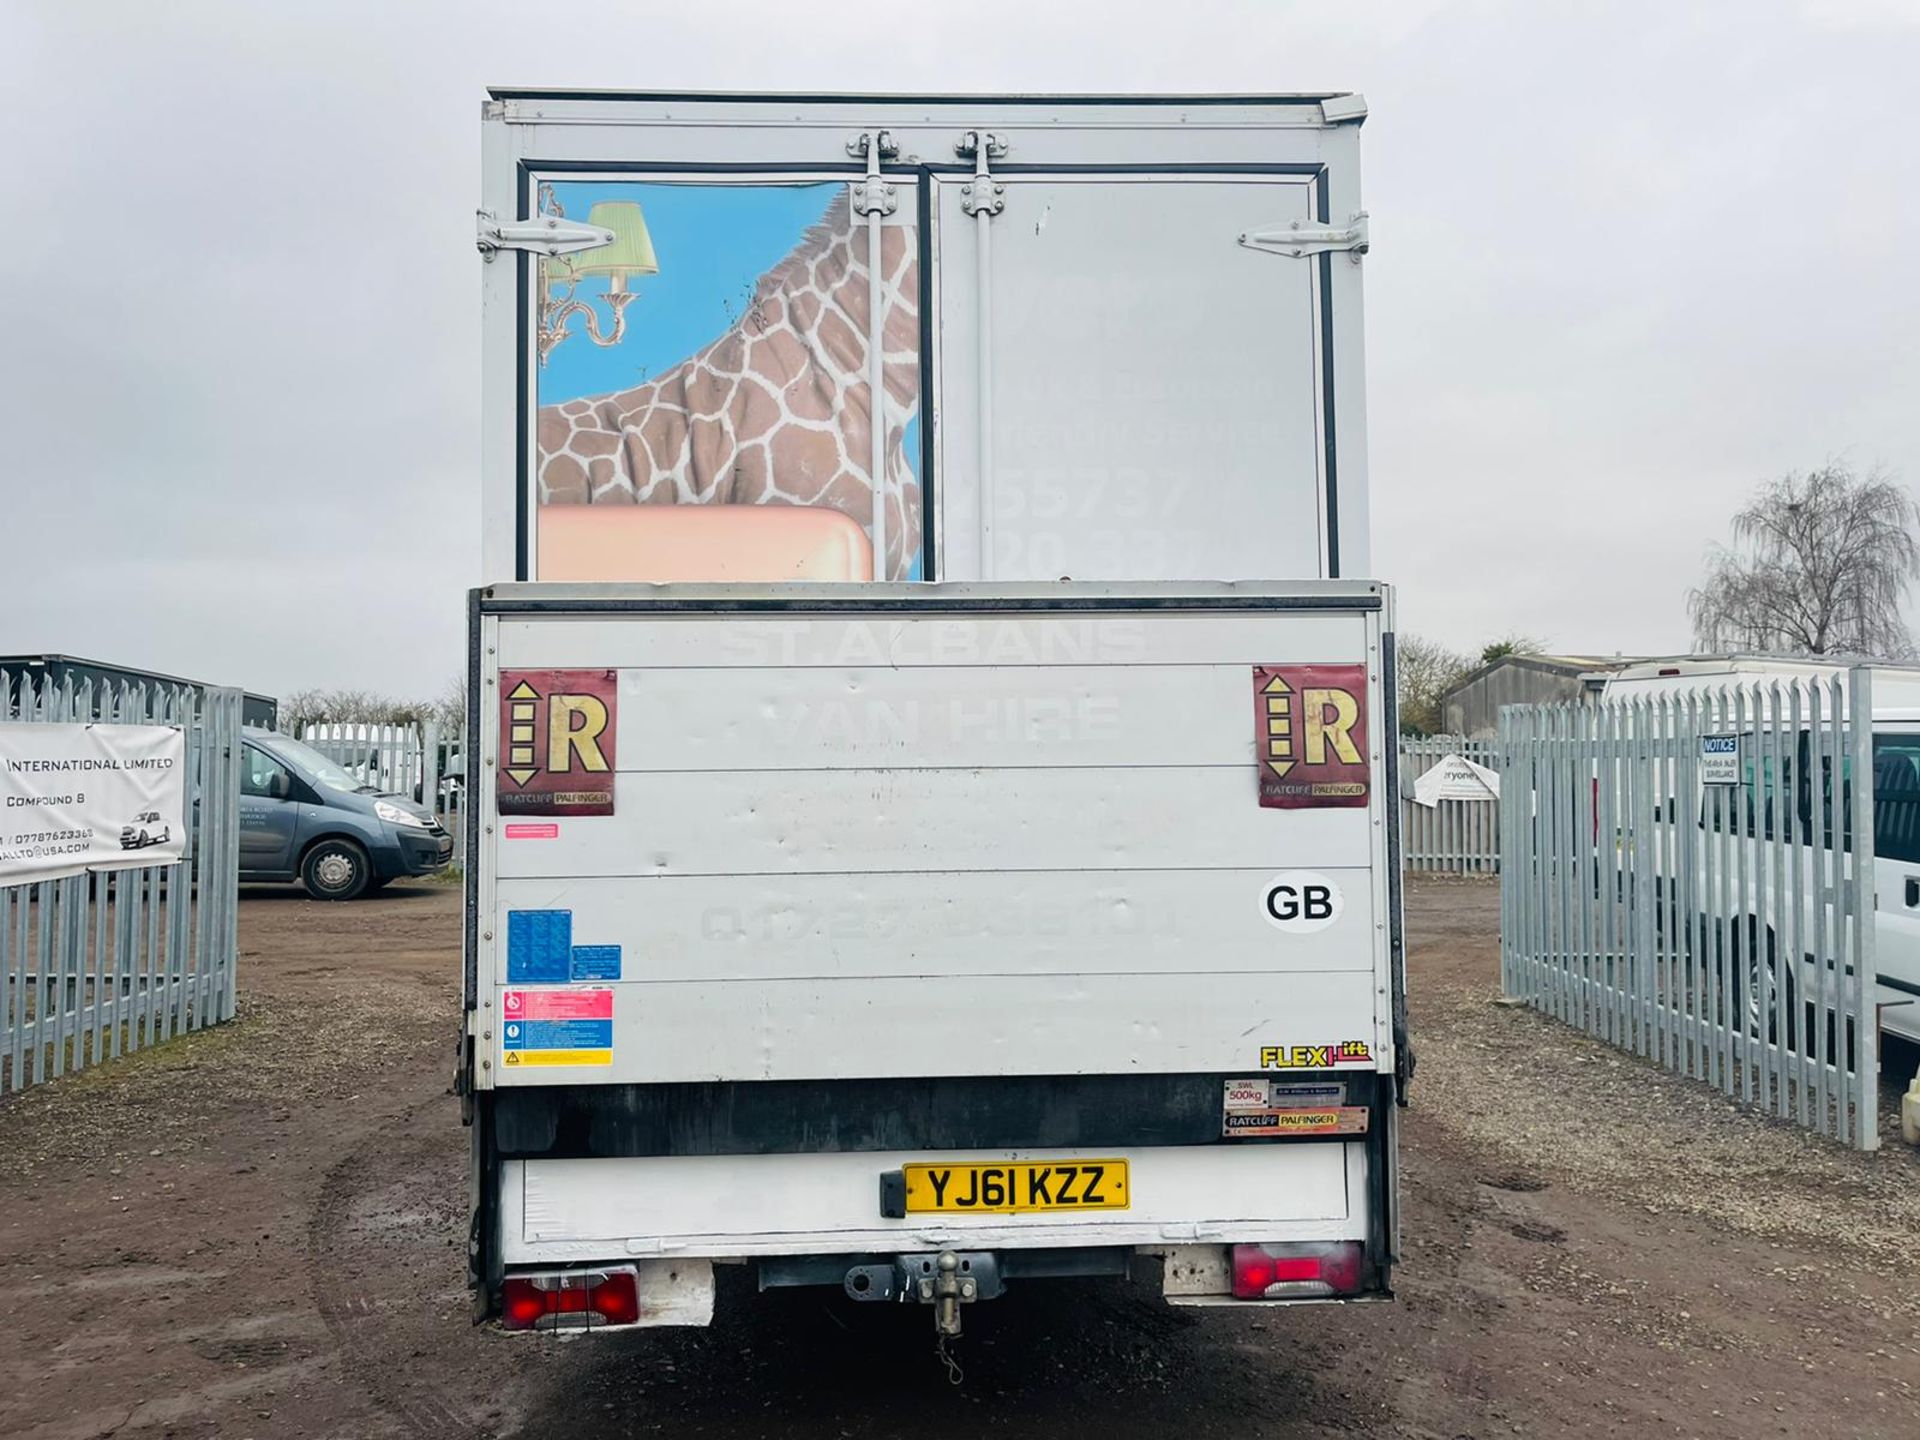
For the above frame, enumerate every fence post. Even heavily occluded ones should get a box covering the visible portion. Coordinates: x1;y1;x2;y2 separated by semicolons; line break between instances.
1498;712;1514;994
423;721;442;815
1808;680;1833;1133
1847;666;1879;1149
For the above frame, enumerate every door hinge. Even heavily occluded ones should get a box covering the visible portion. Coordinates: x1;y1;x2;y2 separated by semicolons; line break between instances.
954;130;1008;161
960;181;1005;217
1237;211;1371;261
852;181;898;216
846;129;900;160
957;129;1008;217
475;209;615;261
848;130;899;216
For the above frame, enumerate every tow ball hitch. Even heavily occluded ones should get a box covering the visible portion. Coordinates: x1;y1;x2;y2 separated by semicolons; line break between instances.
843;1250;1000;1336
931;1253;966;1336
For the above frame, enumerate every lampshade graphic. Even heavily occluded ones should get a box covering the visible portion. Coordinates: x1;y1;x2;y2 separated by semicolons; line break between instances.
532;198;661;363
569;202;660;292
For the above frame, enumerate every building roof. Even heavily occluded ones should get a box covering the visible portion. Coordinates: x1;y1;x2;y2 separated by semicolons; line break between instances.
0;653;275;706
1442;652;1642;697
1607;651;1920;677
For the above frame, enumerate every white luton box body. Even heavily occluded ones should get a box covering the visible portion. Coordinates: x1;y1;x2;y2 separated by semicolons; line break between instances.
464;92;1405;1331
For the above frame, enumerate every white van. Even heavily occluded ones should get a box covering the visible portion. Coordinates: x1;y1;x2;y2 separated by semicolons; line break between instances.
463;90;1403;1337
1599;655;1920;1048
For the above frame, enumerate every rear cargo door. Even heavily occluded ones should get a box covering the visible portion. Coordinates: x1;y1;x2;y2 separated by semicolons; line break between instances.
936;175;1335;584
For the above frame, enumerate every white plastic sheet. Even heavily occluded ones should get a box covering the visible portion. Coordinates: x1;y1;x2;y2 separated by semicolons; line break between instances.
1411;752;1500;808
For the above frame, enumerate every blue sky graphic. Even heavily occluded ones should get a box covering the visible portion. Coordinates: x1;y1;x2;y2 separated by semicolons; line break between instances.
540;181;841;404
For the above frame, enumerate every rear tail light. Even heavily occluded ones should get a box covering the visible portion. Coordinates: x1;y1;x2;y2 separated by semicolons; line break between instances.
500;1268;642;1330
1231;1242;1366;1300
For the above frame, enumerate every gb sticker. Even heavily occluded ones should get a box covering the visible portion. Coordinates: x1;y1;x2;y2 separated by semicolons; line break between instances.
1261;871;1344;934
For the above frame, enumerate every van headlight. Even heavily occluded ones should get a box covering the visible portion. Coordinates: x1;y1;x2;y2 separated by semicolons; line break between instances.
375;800;431;828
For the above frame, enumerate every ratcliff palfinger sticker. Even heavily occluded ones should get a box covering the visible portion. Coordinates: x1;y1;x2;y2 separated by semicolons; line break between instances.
1252;664;1370;809
497;669;617;817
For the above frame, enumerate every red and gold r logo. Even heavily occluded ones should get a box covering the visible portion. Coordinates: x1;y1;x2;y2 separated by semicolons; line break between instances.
497;669;618;816
1252;664;1370;811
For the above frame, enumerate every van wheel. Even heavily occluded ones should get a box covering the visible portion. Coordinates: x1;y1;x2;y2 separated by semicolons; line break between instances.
303;839;370;901
1727;922;1796;1046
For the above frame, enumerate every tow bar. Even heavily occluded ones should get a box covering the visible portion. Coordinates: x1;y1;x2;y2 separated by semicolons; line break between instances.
843;1250;998;1335
931;1252;965;1336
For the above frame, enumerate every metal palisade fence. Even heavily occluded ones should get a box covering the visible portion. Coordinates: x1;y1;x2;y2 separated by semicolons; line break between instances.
1499;671;1879;1148
294;720;466;870
1399;737;1501;873
294;721;432;799
0;668;243;1093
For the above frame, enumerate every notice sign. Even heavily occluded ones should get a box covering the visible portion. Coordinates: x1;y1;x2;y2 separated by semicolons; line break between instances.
0;723;186;883
1700;735;1739;785
497;669;617;817
1253;664;1370;809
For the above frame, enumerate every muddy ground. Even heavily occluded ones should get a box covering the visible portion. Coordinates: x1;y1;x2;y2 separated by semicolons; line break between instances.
1;877;1916;1440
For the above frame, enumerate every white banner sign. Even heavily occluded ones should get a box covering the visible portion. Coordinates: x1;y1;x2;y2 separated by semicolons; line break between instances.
1411;753;1501;808
0;723;187;883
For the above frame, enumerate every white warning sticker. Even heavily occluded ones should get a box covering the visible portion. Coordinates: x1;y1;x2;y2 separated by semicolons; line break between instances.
1223;1079;1273;1111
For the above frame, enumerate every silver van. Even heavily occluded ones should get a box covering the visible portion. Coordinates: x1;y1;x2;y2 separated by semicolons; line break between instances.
239;729;453;899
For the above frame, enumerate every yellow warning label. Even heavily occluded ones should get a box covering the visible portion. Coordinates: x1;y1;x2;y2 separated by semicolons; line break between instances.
503;1048;612;1067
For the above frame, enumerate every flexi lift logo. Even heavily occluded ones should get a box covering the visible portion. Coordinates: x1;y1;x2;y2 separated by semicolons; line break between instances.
497;670;617;816
1259;1040;1374;1070
1252;665;1370;809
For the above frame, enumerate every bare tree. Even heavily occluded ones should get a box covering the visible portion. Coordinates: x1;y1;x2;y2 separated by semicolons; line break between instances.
1688;463;1919;659
1476;631;1548;666
1396;635;1472;736
278;687;379;732
433;673;469;733
275;687;439;732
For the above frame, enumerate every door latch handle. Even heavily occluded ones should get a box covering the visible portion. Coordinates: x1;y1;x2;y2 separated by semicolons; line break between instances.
1906;876;1919;908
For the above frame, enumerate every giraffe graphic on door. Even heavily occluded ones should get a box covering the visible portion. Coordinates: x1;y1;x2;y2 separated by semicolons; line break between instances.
537;191;921;579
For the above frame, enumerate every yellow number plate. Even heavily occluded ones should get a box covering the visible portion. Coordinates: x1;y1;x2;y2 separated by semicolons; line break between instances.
901;1159;1130;1215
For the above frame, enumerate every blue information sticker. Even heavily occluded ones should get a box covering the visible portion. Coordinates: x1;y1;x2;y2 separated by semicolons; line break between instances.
502;1018;614;1051
570;944;622;981
506;910;573;984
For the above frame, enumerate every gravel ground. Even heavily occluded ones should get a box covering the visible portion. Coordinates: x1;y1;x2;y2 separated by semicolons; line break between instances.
0;876;1915;1440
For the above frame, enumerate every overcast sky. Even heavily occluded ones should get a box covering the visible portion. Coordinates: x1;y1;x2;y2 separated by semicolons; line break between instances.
4;1;1917;699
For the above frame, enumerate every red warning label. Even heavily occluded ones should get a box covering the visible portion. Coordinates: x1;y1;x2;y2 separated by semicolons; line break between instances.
503;988;613;1022
1253;664;1370;810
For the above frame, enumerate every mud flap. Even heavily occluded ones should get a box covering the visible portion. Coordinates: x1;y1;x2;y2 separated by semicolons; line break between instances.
469;1092;502;1323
